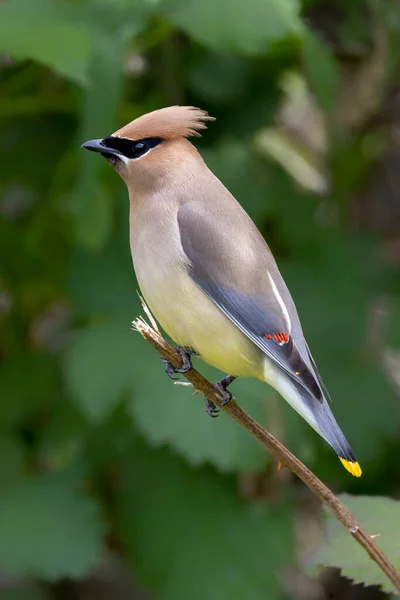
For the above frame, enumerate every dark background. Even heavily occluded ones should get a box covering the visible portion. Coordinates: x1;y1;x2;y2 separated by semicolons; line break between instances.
1;0;400;598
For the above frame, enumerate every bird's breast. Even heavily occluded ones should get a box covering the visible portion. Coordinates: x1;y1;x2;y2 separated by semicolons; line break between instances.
129;206;262;378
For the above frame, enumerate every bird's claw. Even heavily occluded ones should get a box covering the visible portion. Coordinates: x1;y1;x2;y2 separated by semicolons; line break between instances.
161;346;194;380
162;359;179;380
204;398;219;418
214;385;233;406
204;374;236;417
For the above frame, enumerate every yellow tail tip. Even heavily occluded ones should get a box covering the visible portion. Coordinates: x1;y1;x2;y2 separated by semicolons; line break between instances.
339;458;362;477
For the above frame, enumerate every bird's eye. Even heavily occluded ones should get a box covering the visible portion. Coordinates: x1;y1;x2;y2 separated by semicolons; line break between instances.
133;141;147;155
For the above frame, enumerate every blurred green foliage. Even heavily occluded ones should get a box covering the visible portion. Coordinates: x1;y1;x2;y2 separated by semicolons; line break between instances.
310;494;400;595
1;0;400;598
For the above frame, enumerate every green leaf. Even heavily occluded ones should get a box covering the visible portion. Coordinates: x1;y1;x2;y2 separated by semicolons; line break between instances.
129;344;271;473
65;306;271;472
160;0;303;56
116;439;294;600
0;470;105;580
0;0;94;85
309;494;400;595
64;319;136;422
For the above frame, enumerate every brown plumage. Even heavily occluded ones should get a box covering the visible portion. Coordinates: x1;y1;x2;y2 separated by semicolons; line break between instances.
81;105;361;477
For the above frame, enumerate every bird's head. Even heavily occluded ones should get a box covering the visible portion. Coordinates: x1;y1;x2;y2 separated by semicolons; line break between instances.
81;106;215;188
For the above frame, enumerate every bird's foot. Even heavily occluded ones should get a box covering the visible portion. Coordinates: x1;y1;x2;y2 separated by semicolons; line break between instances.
161;346;196;380
204;375;236;418
204;398;220;418
214;374;236;405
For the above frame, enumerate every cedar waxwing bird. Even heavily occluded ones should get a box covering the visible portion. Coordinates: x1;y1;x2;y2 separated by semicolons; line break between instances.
82;105;361;477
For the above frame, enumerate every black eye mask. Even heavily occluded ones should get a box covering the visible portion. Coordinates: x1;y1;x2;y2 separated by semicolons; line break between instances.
101;136;164;159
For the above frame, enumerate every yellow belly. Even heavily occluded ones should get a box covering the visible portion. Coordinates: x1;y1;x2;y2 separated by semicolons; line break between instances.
138;266;263;379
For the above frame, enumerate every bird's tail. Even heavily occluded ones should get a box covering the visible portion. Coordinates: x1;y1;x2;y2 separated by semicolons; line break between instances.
275;374;362;477
311;395;362;477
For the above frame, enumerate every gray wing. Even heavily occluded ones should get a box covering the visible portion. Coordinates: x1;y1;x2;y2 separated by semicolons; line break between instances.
177;201;323;401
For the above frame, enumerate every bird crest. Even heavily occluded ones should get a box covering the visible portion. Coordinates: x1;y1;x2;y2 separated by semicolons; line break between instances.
113;106;215;142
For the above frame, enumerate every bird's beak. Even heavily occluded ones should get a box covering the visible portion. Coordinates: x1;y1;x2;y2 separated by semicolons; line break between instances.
81;138;124;160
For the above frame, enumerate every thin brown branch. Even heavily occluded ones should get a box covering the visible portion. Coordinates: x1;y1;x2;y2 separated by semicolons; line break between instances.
132;315;400;593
